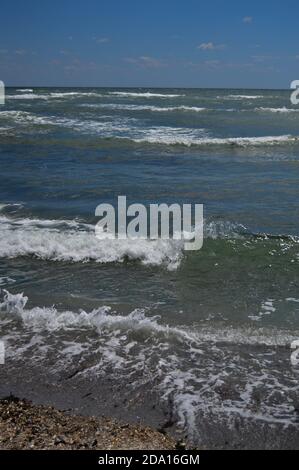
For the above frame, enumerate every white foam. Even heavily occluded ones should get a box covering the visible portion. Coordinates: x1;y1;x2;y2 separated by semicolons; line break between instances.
0;110;134;135
8;94;48;100
0;213;251;269
16;89;34;93
1;290;296;346
0;215;183;270
81;103;206;112
256;107;299;113
0;291;202;349
131;132;297;147
0;110;50;123
249;299;277;322
0;212;281;269
49;92;100;99
226;94;264;100
8;91;101;101
2;289;298;438
2;110;296;147
108;92;183;98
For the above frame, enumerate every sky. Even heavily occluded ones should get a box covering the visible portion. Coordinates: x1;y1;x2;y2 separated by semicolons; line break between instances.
0;0;298;88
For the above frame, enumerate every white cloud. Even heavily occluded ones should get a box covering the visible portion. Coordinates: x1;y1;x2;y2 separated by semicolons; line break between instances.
94;37;110;44
251;55;279;62
188;60;256;70
243;16;253;23
15;49;27;55
139;56;164;67
197;42;225;51
204;60;221;67
124;56;166;68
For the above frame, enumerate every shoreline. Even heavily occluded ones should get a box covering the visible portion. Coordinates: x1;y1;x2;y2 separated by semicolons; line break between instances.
0;395;184;450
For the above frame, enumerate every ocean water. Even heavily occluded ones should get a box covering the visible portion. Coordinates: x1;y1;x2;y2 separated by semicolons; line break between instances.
0;87;299;448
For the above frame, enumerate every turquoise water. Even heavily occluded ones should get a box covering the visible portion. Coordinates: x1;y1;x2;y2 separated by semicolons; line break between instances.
0;88;299;448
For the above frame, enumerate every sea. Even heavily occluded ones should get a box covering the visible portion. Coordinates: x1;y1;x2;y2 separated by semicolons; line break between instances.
0;87;298;448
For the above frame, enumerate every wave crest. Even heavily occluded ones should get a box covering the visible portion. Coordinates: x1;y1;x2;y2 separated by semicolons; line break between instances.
0;215;183;269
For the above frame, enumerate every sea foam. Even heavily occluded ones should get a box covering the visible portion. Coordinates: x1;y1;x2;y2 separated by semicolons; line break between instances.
1;289;297;438
0;215;183;270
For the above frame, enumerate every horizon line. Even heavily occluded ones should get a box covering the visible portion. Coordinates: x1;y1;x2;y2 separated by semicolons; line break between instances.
4;85;291;91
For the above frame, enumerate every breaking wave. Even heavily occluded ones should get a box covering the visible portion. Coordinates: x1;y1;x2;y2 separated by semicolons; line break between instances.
7;91;101;101
16;89;34;93
226;94;264;100
255;107;299;113
7;90;184;100
1;290;297;346
0;215;183;270
2;110;298;148
1;289;298;439
81;103;207;112
131;133;298;147
7;93;48;100
108;92;183;98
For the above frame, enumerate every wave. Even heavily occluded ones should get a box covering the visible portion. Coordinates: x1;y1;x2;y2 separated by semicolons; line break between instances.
0;112;210;142
8;91;101;101
0;110;53;124
0;215;183;270
7;93;48;100
108;92;183;98
255;107;299;113
131;133;298;147
9;90;183;100
1;290;296;346
1;111;298;147
16;89;34;93
226;94;264;100
49;91;100;99
0;212;296;269
0;110;135;135
0;290;194;340
0;211;248;268
1;289;298;437
0;277;15;287
0;204;11;212
81;103;206;112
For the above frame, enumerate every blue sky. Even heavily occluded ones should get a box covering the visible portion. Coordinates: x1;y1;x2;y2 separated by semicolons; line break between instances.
0;0;298;88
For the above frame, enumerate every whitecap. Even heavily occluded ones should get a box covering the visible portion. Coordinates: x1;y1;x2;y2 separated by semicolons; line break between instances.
108;92;183;98
0;215;183;270
225;94;264;100
131;132;297;147
16;89;34;93
81;103;206;112
255;107;299;113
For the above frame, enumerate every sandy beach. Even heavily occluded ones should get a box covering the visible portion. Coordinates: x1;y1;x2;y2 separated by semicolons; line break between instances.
0;396;182;450
0;396;186;450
